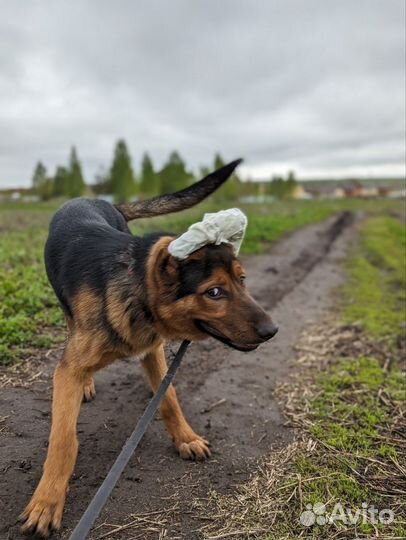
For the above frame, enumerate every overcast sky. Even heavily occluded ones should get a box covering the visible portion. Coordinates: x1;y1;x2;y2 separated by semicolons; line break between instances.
1;0;405;188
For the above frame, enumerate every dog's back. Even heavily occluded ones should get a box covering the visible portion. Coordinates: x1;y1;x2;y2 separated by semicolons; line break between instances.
45;159;242;317
45;199;132;316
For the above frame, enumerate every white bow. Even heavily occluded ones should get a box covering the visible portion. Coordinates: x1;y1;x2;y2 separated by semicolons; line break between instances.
168;208;247;260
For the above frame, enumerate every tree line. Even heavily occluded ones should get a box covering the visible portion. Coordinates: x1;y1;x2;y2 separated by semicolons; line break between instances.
32;147;86;201
31;139;298;202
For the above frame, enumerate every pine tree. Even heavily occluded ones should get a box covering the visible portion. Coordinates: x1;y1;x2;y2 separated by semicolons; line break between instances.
53;166;69;197
286;170;297;194
199;165;210;178
92;167;112;195
32;161;47;192
214;153;225;170
140;152;158;196
110;140;136;203
212;153;241;201
67;147;86;198
268;172;297;199
32;161;53;200
158;151;192;194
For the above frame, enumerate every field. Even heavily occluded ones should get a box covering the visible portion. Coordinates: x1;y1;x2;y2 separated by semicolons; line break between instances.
0;196;405;539
0;197;401;365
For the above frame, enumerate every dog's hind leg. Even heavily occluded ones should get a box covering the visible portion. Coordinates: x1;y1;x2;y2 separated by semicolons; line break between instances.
64;314;96;402
20;337;94;537
141;344;211;461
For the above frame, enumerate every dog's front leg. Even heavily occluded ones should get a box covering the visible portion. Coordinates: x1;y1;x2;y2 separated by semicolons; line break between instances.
141;344;211;460
21;349;86;537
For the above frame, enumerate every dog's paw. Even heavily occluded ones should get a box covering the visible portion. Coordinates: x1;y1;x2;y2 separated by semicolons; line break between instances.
83;377;96;402
176;433;211;461
20;489;65;537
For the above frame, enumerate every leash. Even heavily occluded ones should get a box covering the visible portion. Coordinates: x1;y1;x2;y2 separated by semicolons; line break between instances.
68;339;191;540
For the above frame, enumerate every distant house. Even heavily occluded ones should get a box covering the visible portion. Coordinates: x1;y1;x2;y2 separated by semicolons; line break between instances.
360;187;379;198
387;188;406;199
316;181;376;198
303;184;336;199
343;181;363;198
378;186;390;197
333;187;345;198
286;178;404;200
291;184;313;199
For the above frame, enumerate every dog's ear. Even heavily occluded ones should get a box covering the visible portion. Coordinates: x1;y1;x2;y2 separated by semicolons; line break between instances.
161;252;179;284
152;242;179;286
147;237;179;294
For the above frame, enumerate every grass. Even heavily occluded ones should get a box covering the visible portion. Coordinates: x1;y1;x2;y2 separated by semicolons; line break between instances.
200;214;406;539
311;357;398;454
0;221;64;364
291;349;405;538
292;216;406;538
0;198;403;365
342;216;406;341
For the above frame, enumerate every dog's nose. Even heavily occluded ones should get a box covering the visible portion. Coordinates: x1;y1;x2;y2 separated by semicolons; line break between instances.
256;323;279;340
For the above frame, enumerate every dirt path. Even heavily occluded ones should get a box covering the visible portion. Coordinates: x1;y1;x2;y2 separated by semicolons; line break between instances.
1;213;356;540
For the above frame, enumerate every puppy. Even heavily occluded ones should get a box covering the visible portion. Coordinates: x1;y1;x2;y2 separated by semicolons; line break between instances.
20;160;277;536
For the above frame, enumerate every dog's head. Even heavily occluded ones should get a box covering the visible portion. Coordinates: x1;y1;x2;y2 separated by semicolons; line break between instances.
147;237;278;351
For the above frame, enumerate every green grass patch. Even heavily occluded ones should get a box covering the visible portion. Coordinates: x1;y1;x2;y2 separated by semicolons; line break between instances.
267;351;405;538
0;228;64;364
342;216;406;341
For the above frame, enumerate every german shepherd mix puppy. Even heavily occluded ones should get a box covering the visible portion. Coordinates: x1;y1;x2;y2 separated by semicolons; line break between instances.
20;159;278;537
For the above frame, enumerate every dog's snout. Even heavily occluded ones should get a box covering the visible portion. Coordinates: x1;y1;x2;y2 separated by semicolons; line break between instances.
256;322;278;341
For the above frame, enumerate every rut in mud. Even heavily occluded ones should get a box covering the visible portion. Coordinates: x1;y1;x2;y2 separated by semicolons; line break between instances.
1;213;356;540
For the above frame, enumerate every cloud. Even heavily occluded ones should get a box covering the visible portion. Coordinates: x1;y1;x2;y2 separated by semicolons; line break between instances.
0;0;404;187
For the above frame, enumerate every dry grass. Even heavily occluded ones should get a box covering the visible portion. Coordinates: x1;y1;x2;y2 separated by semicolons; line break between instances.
194;321;405;540
90;505;181;540
0;345;64;388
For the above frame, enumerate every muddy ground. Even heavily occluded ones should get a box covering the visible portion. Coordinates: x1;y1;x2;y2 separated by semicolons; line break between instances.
1;213;356;540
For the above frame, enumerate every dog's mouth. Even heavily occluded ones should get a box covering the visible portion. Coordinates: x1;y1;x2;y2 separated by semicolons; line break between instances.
195;320;259;352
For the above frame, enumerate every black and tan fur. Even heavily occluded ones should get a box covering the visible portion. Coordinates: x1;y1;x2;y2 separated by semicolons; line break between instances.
20;160;278;536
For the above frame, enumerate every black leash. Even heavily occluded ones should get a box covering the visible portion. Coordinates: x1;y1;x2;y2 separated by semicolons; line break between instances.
68;340;191;540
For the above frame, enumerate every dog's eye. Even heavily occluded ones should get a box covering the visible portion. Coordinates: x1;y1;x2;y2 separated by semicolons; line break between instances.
207;287;224;299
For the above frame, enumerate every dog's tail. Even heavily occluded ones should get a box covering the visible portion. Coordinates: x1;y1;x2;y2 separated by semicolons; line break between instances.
115;159;242;221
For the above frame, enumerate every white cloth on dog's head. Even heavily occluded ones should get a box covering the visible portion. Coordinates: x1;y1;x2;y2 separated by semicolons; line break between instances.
168;208;247;260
